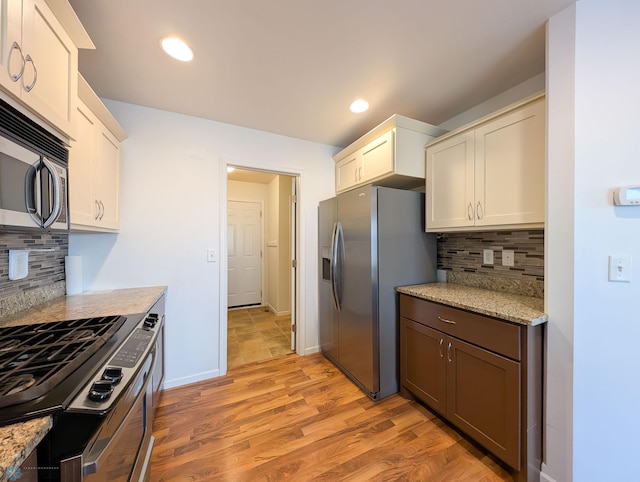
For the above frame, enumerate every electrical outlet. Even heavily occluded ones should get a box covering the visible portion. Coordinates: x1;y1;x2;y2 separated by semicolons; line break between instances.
502;250;515;267
483;249;494;265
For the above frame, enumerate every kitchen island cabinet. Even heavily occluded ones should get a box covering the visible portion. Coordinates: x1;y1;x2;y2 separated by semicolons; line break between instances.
398;290;544;482
425;94;545;232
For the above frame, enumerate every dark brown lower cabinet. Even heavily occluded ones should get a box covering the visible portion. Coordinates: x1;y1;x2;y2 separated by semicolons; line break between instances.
399;294;543;482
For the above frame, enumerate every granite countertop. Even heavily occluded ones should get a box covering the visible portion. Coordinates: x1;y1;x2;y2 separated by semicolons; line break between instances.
0;417;52;482
0;286;167;479
0;286;167;328
397;282;547;326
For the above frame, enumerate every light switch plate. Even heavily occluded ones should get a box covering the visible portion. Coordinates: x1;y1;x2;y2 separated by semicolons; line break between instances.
608;255;631;282
483;249;494;265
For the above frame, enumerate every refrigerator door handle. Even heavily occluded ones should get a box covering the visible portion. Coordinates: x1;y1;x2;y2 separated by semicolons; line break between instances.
330;221;342;311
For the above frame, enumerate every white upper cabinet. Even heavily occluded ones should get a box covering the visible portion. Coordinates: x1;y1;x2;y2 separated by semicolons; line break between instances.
69;75;126;232
0;0;93;139
334;115;446;194
425;94;545;232
0;0;23;98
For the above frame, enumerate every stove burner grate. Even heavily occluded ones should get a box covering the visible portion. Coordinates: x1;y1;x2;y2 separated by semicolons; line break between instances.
0;315;126;408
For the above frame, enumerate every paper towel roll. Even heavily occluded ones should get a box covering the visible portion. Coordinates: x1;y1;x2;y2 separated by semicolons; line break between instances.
65;256;83;295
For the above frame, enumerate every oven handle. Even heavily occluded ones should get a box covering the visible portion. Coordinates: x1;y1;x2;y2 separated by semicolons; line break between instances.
82;349;156;476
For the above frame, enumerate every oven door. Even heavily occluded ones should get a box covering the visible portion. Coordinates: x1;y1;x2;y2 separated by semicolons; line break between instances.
60;350;155;482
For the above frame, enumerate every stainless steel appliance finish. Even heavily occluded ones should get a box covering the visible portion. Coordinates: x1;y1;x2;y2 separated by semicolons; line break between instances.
0;99;69;232
0;294;166;482
318;185;437;400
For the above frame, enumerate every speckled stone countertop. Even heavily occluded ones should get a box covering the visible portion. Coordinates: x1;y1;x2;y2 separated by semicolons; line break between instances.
0;286;167;328
0;286;167;479
0;417;52;481
397;282;547;326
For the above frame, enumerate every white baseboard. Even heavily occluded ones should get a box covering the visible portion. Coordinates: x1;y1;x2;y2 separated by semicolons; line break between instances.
540;467;558;482
304;345;320;356
162;369;220;389
266;303;290;316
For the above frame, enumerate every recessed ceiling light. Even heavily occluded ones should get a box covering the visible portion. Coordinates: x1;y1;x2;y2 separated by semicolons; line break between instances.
227;167;235;173
161;37;194;62
350;99;369;113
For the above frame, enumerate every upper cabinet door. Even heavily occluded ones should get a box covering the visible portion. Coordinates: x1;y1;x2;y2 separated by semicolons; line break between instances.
0;0;23;97
474;99;545;227
360;130;394;183
425;130;475;230
69;100;97;226
336;153;360;193
93;127;120;230
19;0;77;137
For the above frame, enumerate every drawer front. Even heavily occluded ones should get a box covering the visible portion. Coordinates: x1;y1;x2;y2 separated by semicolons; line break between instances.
399;294;521;360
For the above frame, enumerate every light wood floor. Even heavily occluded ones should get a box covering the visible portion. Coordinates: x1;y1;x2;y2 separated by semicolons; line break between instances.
227;307;293;368
150;353;512;481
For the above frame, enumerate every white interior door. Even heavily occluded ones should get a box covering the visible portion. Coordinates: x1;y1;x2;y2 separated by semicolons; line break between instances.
227;201;262;308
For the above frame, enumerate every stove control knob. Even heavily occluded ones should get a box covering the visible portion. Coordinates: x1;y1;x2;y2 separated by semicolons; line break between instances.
143;317;157;329
88;380;114;401
101;367;123;385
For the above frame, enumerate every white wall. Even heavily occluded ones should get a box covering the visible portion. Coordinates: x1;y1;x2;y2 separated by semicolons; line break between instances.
544;5;575;481
572;0;640;479
70;101;337;387
438;73;545;132
266;177;279;311
544;1;640;480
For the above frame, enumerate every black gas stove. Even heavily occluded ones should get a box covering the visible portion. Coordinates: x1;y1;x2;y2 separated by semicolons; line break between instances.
0;312;146;426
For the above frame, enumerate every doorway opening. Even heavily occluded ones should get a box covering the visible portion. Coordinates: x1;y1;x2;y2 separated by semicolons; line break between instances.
226;167;298;369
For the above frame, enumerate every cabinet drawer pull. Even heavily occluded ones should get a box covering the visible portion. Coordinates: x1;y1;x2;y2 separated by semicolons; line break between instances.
476;201;483;220
467;202;474;221
447;342;452;363
437;316;456;325
8;42;25;82
439;338;444;358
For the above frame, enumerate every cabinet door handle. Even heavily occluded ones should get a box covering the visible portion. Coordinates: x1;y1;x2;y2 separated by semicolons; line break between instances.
476;201;483;220
358;166;362;181
23;55;37;92
467;202;474;221
447;342;452;363
354;169;358;182
94;200;100;220
8;42;25;82
439;338;444;358
437;316;456;325
99;201;105;220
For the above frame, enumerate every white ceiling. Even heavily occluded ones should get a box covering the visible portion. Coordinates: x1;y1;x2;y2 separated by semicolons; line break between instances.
68;0;574;148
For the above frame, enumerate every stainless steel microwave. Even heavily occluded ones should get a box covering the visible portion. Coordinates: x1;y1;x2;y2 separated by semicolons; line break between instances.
0;100;69;231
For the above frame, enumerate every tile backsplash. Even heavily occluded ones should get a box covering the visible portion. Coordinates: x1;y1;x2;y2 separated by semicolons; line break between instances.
0;232;68;300
437;230;544;298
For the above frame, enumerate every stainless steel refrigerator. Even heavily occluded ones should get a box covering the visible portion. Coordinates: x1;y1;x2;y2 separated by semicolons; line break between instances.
318;185;437;400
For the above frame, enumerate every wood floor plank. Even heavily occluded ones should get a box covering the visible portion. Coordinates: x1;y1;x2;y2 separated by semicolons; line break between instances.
150;353;513;481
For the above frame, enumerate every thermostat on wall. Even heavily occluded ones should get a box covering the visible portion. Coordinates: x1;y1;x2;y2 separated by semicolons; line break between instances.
614;186;640;205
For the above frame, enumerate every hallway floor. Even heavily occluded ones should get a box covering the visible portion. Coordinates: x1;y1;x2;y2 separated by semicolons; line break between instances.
227;307;293;368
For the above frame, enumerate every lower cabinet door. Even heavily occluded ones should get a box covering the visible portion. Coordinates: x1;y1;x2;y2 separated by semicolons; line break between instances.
400;316;447;415
446;337;521;469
